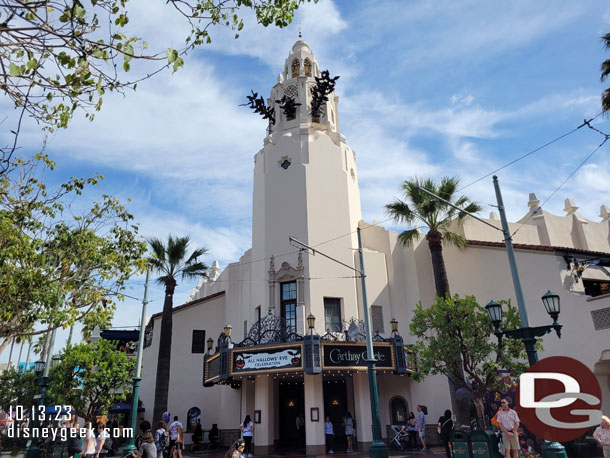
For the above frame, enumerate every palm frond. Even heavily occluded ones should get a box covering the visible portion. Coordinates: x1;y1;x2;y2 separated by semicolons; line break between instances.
185;247;208;265
442;231;467;248
602;33;610;49
147;237;166;264
397;228;422;247
181;262;209;280
601;59;610;82
603;88;610;114
438;176;459;201
166;235;190;268
385;199;417;225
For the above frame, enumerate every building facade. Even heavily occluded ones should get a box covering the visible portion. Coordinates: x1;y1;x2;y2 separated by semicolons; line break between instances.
140;40;610;453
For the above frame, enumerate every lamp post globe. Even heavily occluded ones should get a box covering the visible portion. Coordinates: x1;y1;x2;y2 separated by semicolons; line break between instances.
541;290;560;322
307;314;316;334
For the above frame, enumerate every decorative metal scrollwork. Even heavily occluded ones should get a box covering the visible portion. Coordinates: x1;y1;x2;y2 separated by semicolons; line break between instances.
320;317;390;342
237;313;303;347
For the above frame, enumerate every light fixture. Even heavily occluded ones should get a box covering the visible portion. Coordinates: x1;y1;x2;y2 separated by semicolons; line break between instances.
207;337;214;353
332;399;339;406
34;360;45;377
485;301;503;329
224;324;232;338
307;314;316;334
390;318;399;334
52;355;61;368
541;290;560;322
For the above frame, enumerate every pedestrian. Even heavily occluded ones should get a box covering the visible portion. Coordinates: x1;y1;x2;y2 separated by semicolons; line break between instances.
594;415;610;458
343;411;354;453
416;405;427;452
324;416;335;454
407;412;417;450
496;398;520;458
95;422;110;458
154;421;169;458
437;409;454;458
67;416;83;458
133;422;157;458
225;439;245;458
240;415;254;458
83;422;97;458
168;416;183;458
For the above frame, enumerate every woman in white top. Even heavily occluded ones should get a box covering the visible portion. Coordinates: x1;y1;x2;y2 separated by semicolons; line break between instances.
84;422;98;458
594;415;610;458
240;415;254;458
95;422;110;458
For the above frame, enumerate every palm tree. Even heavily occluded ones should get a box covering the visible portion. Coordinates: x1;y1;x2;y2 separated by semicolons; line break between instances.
386;176;481;297
386;176;481;427
148;235;208;423
602;33;610;113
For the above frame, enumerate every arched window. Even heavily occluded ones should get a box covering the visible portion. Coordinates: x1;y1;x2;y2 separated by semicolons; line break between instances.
187;407;201;432
390;397;408;425
291;59;300;78
304;59;312;77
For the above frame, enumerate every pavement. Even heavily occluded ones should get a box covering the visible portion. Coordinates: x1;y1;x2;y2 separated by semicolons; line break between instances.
181;447;448;458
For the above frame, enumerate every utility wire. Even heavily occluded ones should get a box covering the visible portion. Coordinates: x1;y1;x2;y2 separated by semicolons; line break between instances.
458;112;602;192
511;128;609;237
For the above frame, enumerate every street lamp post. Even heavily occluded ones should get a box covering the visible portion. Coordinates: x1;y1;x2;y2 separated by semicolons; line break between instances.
123;269;150;454
24;360;48;458
485;292;562;366
289;231;388;458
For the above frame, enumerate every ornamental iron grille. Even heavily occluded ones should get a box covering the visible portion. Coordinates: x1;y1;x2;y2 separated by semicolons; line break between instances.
237;313;303;347
320;318;389;342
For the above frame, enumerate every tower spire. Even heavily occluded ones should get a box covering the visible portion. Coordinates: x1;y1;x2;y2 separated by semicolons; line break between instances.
298;23;302;39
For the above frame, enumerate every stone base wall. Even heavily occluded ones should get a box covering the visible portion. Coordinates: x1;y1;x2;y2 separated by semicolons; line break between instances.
219;429;241;447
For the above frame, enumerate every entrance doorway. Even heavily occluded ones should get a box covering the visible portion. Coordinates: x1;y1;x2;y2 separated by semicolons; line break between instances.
323;379;348;451
278;380;305;448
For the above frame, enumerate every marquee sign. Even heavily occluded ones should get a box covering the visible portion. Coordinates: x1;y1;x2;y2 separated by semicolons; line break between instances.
230;344;303;375
322;342;395;370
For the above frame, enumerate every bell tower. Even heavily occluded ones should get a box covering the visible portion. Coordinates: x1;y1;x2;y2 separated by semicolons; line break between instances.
250;40;362;333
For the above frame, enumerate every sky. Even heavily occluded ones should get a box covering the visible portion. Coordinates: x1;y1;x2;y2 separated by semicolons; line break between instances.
1;0;610;362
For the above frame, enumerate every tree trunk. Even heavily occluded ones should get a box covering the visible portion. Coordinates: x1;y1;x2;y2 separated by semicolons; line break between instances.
40;331;52;362
474;396;487;431
426;230;450;298
17;340;24;368
426;230;470;427
153;278;176;424
25;338;32;373
67;324;74;347
8;338;15;367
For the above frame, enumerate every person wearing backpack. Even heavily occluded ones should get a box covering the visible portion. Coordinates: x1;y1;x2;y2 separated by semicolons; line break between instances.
154;421;169;458
437;410;454;458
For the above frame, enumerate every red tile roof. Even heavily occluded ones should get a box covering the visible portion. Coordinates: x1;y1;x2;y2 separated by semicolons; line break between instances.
150;290;225;320
467;240;610;257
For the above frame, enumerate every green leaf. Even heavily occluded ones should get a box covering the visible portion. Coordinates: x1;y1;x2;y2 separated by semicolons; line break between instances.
27;59;38;70
9;63;22;76
167;48;178;64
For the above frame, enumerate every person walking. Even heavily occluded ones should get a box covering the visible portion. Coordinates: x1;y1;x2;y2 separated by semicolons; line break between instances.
594;415;610;458
416;405;427;452
94;422;110;458
154;421;169;458
240;415;254;458
67;416;83;458
225;439;245;458
343;411;354;453
168;416;183;458
83;422;97;458
134;422;157;458
407;412;417;450
437;410;454;458
324;416;335;454
496;399;520;458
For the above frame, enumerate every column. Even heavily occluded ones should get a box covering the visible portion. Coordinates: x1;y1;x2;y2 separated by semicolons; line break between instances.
352;372;373;450
304;374;326;455
254;375;275;455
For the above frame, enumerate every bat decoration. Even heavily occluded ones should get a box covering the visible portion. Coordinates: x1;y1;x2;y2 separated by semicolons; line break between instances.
275;95;301;119
241;90;275;124
310;70;340;119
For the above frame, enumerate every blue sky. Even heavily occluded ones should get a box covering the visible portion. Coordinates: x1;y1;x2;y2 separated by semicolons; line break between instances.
1;0;610;362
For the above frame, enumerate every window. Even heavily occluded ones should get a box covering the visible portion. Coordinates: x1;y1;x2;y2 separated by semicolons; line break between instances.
371;305;384;333
291;59;300;78
304;58;312;77
584;279;610;297
191;330;206;353
281;281;297;336
187;407;201;432
324;298;341;331
390;397;408;425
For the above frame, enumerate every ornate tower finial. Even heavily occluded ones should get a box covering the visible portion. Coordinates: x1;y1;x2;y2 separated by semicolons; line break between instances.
298;23;302;39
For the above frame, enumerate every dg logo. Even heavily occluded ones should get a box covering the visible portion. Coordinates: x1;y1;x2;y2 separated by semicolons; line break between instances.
517;356;603;441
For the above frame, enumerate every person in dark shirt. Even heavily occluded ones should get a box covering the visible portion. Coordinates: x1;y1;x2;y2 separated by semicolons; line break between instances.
437;410;454;458
67;416;83;458
208;424;219;450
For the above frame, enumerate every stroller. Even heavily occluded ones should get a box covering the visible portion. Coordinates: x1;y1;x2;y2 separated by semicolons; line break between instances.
390;425;409;451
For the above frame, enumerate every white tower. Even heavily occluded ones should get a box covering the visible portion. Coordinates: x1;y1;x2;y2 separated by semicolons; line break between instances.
251;40;363;334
